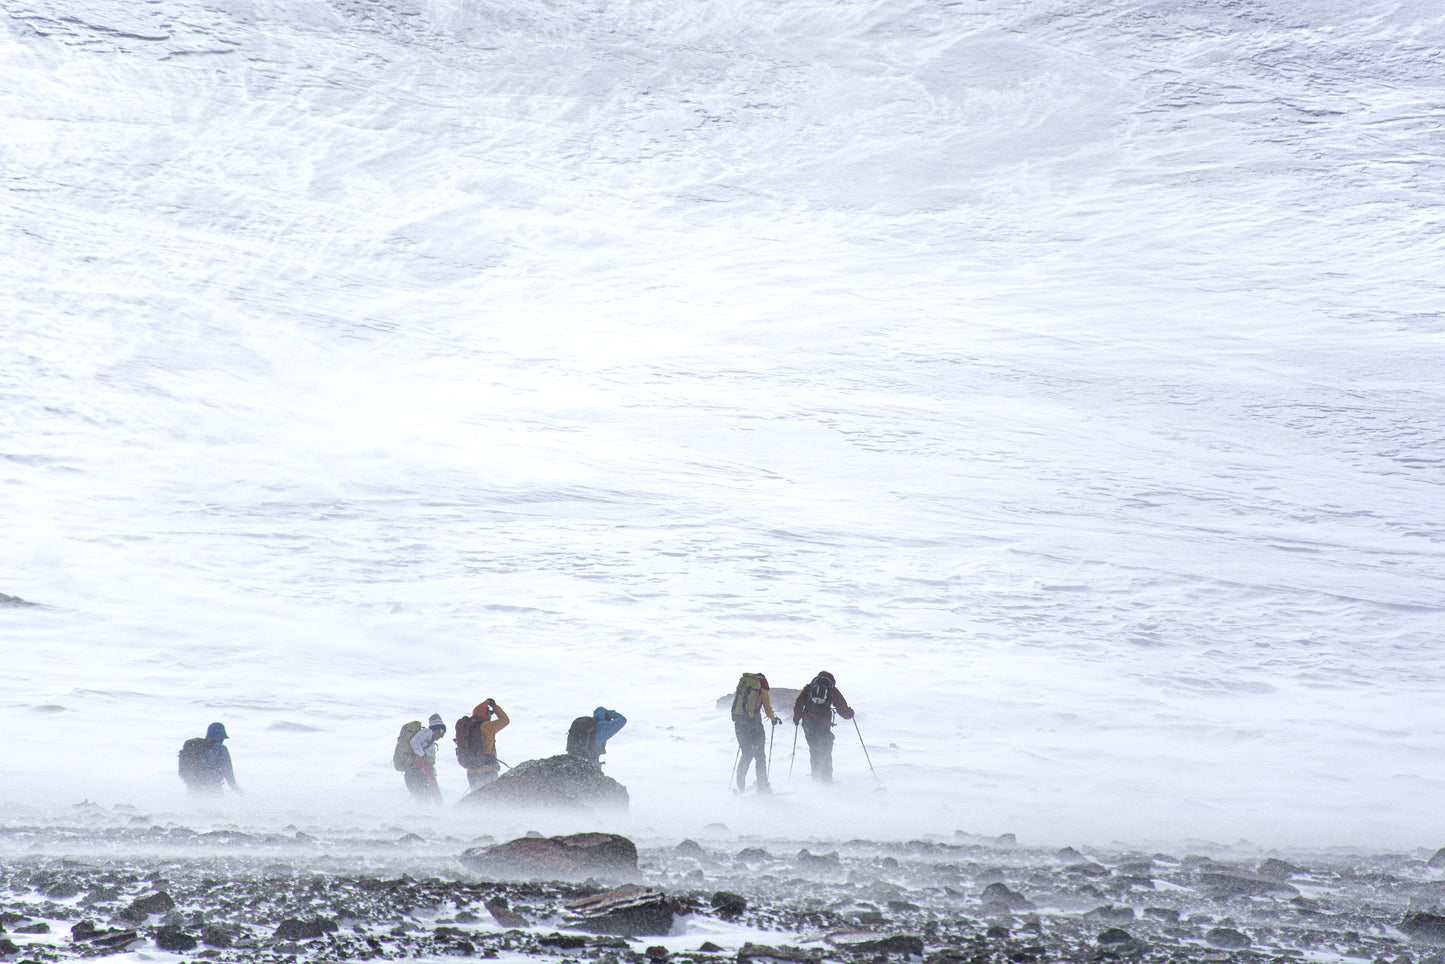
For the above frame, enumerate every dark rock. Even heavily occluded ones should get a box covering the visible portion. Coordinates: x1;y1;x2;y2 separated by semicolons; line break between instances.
1204;927;1250;949
272;918;338;940
737;847;772;863
647;945;669;960
711;892;747;918
459;754;629;812
797;850;840;869
1087;905;1135;923
996;833;1018;848
699;941;724;952
0;938;17;956
1429;848;1445;870
461;831;638;880
1257;858;1307;880
1065;862;1111;878
981;882;1035;912
738;943;822;962
1097;929;1133;945
121;891;176;922
44;881;83;900
1401;913;1445;944
486;897;528;928
0;593;35;606
1142;908;1180;924
825;932;925;956
564;885;687;937
155;926;198;951
538;933;588;950
985;925;1010;939
201;925;234;948
13;922;49;934
676;839;705;857
1197;870;1298;898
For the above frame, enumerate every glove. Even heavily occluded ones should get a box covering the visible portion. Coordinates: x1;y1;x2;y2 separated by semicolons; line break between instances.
771;717;781;726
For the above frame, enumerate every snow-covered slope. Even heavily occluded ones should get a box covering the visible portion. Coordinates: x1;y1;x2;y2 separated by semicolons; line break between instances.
2;0;1443;847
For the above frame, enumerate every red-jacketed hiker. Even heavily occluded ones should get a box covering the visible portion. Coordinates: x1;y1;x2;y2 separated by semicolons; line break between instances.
406;714;447;803
792;671;854;784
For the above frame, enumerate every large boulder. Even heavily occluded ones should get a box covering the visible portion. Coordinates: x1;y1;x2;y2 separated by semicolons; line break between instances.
460;832;638;880
460;754;629;812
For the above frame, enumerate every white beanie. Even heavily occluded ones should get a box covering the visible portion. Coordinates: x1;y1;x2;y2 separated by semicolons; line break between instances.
428;713;445;731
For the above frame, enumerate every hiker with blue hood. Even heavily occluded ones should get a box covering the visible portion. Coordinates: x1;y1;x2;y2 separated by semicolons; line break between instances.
566;707;626;765
178;723;242;795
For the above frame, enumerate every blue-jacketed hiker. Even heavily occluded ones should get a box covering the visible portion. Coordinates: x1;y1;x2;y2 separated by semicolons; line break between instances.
178;722;242;795
566;707;626;765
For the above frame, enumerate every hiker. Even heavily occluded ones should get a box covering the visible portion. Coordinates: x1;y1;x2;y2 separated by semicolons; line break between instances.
731;672;781;793
792;671;853;783
178;722;241;796
566;706;626;765
455;698;510;789
403;714;447;803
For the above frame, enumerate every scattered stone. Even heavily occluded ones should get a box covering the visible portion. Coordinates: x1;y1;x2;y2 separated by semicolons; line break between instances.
676;839;704;857
1143;907;1180;924
1087;905;1135;923
711;891;747;918
1065;862;1111;878
1197;870;1299;898
1258;857;1307;880
1429;848;1445;870
646;945;669;960
0;938;17;956
797;849;840;869
486;896;528;928
154;926;198;951
738;942;822;962
1097;929;1133;945
981;882;1035;912
120;891;176;922
825;932;925;956
699;941;724;952
1205;927;1251;949
13;922;50;934
564;885;687;936
272;918;338;940
461;831;639;880
737;847;772;863
459;754;629;812
1401;913;1445;944
538;932;588;950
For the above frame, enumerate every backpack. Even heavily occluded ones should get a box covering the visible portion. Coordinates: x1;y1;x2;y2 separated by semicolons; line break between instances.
455;715;484;768
392;721;423;771
178;738;209;782
566;715;597;759
730;673;764;720
805;675;834;717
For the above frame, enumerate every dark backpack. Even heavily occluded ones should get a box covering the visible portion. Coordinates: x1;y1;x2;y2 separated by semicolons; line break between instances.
178;738;209;782
455;715;484;768
805;675;834;717
566;716;597;759
730;673;764;720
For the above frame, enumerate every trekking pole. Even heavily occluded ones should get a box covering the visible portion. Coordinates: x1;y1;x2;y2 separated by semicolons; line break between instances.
852;717;879;783
789;723;798;780
496;758;512;770
730;746;741;791
768;723;776;774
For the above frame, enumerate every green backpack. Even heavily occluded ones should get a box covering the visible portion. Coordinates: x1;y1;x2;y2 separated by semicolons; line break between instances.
730;674;764;720
392;721;423;771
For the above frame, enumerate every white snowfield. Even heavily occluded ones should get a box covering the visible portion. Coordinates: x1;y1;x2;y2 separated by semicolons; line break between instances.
1;0;1442;849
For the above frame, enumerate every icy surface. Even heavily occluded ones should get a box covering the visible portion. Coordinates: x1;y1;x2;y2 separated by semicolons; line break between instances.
1;0;1443;849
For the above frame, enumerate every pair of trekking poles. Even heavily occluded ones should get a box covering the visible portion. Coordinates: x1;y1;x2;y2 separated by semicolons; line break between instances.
733;716;879;789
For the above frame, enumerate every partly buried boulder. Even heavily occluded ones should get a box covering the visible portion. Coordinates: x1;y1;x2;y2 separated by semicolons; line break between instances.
564;885;688;936
461;832;639;880
460;754;629;812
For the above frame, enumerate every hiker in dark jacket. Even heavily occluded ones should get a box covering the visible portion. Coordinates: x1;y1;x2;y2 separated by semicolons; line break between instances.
456;699;510;789
179;722;241;795
792;672;853;783
731;672;780;793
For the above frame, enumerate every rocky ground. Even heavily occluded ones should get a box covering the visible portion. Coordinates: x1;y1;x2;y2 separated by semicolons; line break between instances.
4;804;1445;964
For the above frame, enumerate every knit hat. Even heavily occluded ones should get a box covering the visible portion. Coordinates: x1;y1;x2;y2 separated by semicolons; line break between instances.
428;713;446;732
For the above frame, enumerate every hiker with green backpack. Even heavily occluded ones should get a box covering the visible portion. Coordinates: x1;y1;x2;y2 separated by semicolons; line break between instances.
394;714;447;803
730;673;781;794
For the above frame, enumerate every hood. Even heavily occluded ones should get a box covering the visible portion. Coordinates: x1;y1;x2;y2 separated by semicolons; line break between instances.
593;706;608;720
206;722;228;742
472;702;492;719
816;671;835;683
